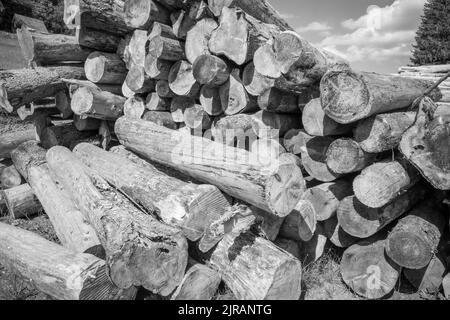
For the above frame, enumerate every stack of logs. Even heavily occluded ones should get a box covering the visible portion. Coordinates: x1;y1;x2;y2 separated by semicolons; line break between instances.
0;0;449;300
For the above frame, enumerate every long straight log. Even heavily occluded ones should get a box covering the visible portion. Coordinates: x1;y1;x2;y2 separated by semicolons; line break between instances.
0;128;35;159
0;66;85;113
2;183;41;219
46;146;188;294
63;79;123;97
353;160;421;209
11;141;102;255
321;70;441;124
84;52;127;85
71;87;126;120
386;202;446;270
74;143;231;243
337;185;426;239
115;117;306;217
0;222;136;300
17;26;92;66
123;0;171;29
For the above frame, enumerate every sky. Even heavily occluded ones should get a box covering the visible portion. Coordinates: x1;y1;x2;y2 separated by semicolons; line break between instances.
269;0;427;73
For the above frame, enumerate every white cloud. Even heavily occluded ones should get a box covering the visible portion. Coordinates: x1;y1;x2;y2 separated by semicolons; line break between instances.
318;0;425;68
296;21;332;33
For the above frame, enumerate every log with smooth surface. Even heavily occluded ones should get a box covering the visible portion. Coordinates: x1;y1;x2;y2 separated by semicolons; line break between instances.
145;93;171;112
71;87;126;120
279;200;316;242
252;110;302;139
0;129;35;159
143;111;179;130
124;96;146;119
193;54;230;87
148;35;185;61
125;65;156;94
123;0;170;30
168;60;200;97
76;26;120;53
144;55;173;80
0;166;22;189
85;52;127;85
2;183;41;219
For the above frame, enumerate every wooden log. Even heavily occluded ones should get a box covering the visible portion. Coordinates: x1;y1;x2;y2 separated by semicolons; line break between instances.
148;35;185;62
84;52;127;85
273;238;300;260
297;133;341;182
123;0;170;29
404;254;447;293
2;183;41;219
302;180;352;222
386;202;446;270
63;79;123;97
144;55;173;80
76;26;120;53
399;99;450;190
326;138;378;175
320;70;441;124
250;138;286;161
171;260;221;300
76;143;231;244
71;87;126;121
341;233;401;300
47;146;188;294
54;90;73;120
258;88;299;114
354;112;415;153
143;111;179;130
121;81;135;98
12;13;48;32
322;216;358;248
0;31;27;70
126;30;148;70
145;92;170;111
156;79;176;98
170;96;195;123
124;96;146;119
39;123;97;150
0;166;22;189
17;26;92;66
0;66;85;113
282;129;303;155
168;60;200;97
199;85;223;116
242;61;275;96
185;18;218;64
220;70;258;116
115;117;306;217
302;98;353;137
252;110;301;139
73;114;101;132
209;7;280;65
208;0;293;31
208;228;302;300
10;141;102;255
0;129;35;159
337;185;426;239
171;10;196;40
148;21;177;40
192;54;230;87
249;206;284;241
299;227;328;265
279;200;317;242
183;103;213;130
443;273;450;299
353;160;420;209
211;113;257;148
0;222;136;300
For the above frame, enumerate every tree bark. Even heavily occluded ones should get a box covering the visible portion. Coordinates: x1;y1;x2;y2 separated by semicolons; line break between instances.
144;55;173;80
0;221;136;300
125;65;156;94
115;117;306;217
242;61;275;96
353;160;421;209
2;183;41;219
124;96;146;119
148;21;177;40
0;66;85;113
12;13;48;32
145;93;170;111
84;52;127;85
143;111;179;130
39;123;97;150
337;185;426;239
321;70;441;124
148;35;185;61
64;79;122;97
156;79;176;98
76;26;120;53
279;200;316;242
258;88;299;114
183;103;213;130
0;165;23;189
386;202;446;270
0;128;35;159
252;110;302;139
46;146;188;294
123;0;170;30
185;18;218;64
171;10;196;40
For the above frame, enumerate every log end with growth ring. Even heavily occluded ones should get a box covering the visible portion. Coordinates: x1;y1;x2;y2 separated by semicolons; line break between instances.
124;0;153;28
71;87;94;115
85;52;107;83
321;70;370;124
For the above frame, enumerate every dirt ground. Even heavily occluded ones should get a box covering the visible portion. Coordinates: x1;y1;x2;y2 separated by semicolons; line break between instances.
0;113;445;301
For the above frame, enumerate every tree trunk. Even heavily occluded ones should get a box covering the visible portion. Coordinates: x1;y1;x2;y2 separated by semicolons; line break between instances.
302;98;353;137
341;233;401;300
279;200;317;242
386;202;446;270
185;18;218;64
211;113;258;148
46;146;188;295
168;60;200;97
183;103;213;130
64;79;123;97
143;111;179;130
337;185;425;239
252;110;302;139
156;79;176;98
0;165;23;189
148;35;185;61
115;117;306;217
171;10;196;40
302;180;353;222
17;26;92;66
144;55;173;80
0;128;35;159
0;222;136;300
76;26;120;53
124;96;146;119
321;70;441;124
149;21;177;40
145;93;172;112
55;90;73;119
39;123;97;150
354;112;416;153
126;65;156;94
0;66;85;113
220;71;258;116
123;0;170;30
404;254;447;293
325;138;378;175
192;54;230;87
322;216;358;248
242;61;275;96
170;96;195;123
84;52;127;85
71;86;126;120
199;85;223;116
353;160;421;209
258;88;299;114
73;114;101;132
2;183;41;219
171;259;221;300
10;141;103;255
209;7;280;65
208;228;302;300
208;0;293;31
12;13;48;32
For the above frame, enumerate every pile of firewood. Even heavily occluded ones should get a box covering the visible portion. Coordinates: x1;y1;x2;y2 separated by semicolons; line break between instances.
0;0;449;301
